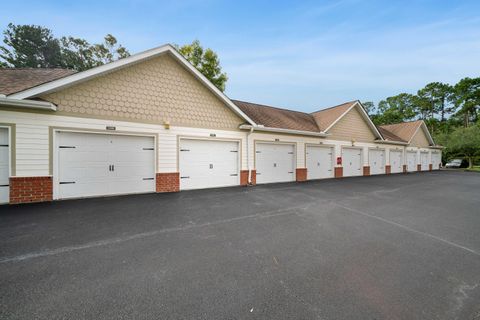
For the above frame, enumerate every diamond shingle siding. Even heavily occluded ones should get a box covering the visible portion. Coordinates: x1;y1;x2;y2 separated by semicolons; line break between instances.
42;53;243;129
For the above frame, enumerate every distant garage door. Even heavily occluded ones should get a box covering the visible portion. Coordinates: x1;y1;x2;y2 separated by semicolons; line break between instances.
406;151;417;172
342;147;362;177
57;132;155;199
255;142;295;184
389;150;403;173
306;145;333;180
431;152;441;170
179;139;239;190
420;152;429;171
368;149;385;175
0;128;9;204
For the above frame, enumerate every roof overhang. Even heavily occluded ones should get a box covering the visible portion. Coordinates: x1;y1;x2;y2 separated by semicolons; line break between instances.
324;101;383;140
0;97;57;111
239;124;329;137
374;140;408;146
7;44;256;126
429;145;444;149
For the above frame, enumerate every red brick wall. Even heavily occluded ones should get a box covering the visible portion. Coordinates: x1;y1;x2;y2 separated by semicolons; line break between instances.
296;168;307;182
385;165;391;174
417;164;421;172
334;167;343;178
429;164;433;171
10;176;53;204
250;170;256;185
156;173;179;192
403;165;407;173
240;170;249;186
363;166;370;176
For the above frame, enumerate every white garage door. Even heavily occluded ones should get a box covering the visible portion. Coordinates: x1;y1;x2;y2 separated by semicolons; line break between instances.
0;128;9;204
389;150;403;173
342;148;362;177
179;139;239;190
306;145;333;180
57;132;155;199
420;152;429;171
256;143;295;184
431;152;441;170
368;149;385;175
406;151;417;172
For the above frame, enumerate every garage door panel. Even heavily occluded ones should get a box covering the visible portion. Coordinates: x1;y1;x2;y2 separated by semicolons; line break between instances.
306;146;333;180
57;132;155;199
407;152;417;172
343;148;362;177
390;150;403;173
420;152;429;171
179;139;239;190
369;149;385;175
256;143;295;184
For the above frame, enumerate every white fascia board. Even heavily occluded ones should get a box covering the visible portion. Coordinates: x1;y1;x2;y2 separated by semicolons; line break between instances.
374;140;407;146
324;101;383;140
239;124;328;137
8;44;256;126
0;97;56;111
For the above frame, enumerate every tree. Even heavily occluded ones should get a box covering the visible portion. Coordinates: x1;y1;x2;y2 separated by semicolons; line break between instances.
374;93;417;125
450;77;480;127
175;40;228;92
0;23;130;71
362;101;375;115
417;82;453;122
60;34;130;71
437;124;480;168
0;23;63;68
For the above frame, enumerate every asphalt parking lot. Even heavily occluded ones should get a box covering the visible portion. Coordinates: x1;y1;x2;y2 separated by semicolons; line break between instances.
1;170;480;319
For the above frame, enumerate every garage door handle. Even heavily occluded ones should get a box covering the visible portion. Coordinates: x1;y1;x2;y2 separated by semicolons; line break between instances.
0;144;8;147
180;176;190;179
142;148;154;150
59;181;75;184
230;174;238;176
143;178;154;180
59;145;76;149
288;171;293;173
180;149;190;152
0;184;9;187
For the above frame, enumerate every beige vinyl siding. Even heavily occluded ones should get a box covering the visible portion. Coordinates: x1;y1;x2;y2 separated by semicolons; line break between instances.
0;110;248;177
409;128;430;147
41;53;243;130
327;106;376;142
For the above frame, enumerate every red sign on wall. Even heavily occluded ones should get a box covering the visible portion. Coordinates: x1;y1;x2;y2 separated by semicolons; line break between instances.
336;157;342;165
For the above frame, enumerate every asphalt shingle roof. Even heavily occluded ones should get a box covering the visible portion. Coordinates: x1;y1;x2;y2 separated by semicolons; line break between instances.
0;68;76;95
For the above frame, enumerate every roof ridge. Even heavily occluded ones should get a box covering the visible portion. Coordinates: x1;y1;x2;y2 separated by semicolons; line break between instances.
231;99;311;116
310;100;358;114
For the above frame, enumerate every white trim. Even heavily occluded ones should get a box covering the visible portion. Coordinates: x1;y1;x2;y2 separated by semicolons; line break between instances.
374;140;408;146
0;97;57;111
324;101;383;139
8;44;256;126
0;125;11;204
239;124;328;137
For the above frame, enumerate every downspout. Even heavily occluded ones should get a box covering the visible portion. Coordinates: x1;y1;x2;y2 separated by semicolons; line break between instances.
247;126;254;185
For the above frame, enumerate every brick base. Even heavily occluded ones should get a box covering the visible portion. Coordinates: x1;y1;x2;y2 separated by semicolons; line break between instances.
403;165;407;173
156;173;179;192
417;164;421;172
385;165;391;174
240;170;249;186
334;167;343;178
250;170;256;185
363;166;370;176
10;176;53;204
296;168;307;182
429;164;433;171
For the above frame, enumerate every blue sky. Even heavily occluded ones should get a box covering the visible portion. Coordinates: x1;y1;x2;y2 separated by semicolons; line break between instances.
2;0;480;112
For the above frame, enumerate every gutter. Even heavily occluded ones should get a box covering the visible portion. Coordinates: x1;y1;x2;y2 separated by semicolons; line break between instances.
429;145;445;149
0;97;57;111
239;124;328;137
374;140;408;146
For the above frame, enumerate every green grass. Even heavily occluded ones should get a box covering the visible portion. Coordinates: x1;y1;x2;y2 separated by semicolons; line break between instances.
466;166;480;172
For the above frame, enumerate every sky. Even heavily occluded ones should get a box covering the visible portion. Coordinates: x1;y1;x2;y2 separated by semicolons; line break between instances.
1;0;480;112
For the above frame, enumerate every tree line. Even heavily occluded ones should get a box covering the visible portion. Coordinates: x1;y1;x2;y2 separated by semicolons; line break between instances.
0;23;228;91
363;79;480;167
